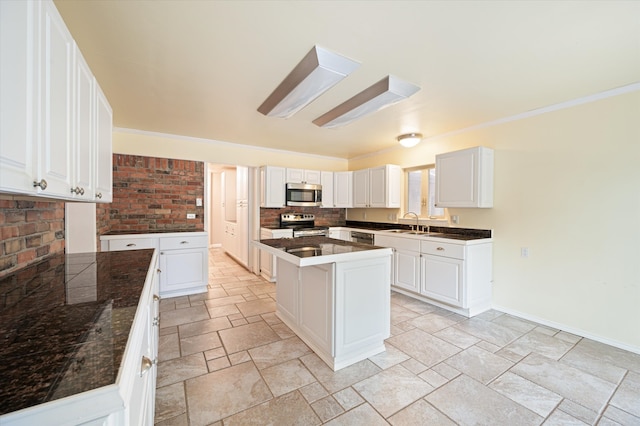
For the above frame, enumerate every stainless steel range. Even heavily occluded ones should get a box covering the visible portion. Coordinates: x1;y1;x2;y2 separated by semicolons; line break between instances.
280;213;329;237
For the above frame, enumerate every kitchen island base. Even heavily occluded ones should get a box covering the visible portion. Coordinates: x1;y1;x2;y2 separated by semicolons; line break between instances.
276;253;391;371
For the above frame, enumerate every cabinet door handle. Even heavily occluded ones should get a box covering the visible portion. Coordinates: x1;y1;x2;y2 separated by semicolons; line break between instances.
180;241;189;244
437;247;445;251
140;356;153;376
33;179;48;190
153;294;160;302
157;268;162;273
126;243;136;247
96;192;102;199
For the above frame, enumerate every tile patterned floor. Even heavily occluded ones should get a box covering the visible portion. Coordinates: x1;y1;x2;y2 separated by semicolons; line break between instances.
154;248;640;425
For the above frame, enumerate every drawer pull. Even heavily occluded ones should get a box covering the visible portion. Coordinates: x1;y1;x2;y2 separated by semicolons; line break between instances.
126;243;136;247
96;192;102;199
140;356;153;376
153;294;160;302
437;247;445;251
180;241;189;244
33;179;48;190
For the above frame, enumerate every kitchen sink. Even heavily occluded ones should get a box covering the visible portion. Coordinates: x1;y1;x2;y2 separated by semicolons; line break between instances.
384;229;446;237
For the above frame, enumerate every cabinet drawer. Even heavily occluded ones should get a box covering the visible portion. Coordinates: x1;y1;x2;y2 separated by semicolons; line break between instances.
160;235;208;250
375;235;420;252
420;240;465;259
109;238;157;251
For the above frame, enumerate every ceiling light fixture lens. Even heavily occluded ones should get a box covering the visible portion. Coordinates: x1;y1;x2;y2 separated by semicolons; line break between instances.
313;75;420;128
397;133;423;148
257;45;360;119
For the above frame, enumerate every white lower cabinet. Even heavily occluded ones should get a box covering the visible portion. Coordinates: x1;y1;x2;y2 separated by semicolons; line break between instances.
374;234;421;293
101;232;208;297
394;248;421;293
420;254;463;307
259;228;293;282
375;233;493;317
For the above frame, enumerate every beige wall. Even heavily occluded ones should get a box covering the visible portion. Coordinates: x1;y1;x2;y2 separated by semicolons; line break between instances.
112;129;349;171
350;91;640;351
113;91;640;351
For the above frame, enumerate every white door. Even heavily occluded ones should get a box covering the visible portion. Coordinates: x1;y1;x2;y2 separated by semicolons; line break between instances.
0;0;38;195
421;254;463;307
394;249;421;293
39;0;74;198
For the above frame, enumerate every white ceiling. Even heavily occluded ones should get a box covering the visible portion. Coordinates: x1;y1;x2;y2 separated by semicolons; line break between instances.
54;0;640;160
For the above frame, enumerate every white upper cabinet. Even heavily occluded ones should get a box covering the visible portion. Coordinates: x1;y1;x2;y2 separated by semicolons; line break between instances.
435;146;494;208
320;171;334;208
0;0;112;202
353;165;402;208
94;84;113;202
39;0;75;198
260;165;286;208
333;171;353;208
0;0;38;195
73;47;94;200
286;168;321;184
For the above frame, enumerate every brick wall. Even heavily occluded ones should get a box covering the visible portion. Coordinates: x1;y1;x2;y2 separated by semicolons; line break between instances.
260;206;346;228
0;199;65;278
97;154;205;233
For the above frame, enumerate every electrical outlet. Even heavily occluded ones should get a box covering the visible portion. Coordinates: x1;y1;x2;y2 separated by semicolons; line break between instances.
196;197;203;207
451;215;459;224
187;213;196;219
521;247;529;258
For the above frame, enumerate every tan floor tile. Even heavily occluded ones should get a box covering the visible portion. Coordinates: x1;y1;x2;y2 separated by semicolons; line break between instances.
249;336;312;370
207;356;231;372
323;403;388;426
388;399;456;425
311;396;344;422
158;332;181;361
218;321;281;354
223;390;320;426
353;364;434;417
160;305;210;328
332;387;364;411
180;331;222;356
157;353;208;388
185;362;272;426
155;382;186;423
261;359;317;397
236;299;277;317
299;382;329;403
444;345;513;384
178;316;231;338
426;375;542;425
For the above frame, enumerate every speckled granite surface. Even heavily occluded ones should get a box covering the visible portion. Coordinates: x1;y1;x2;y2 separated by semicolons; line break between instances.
259;236;383;258
0;249;154;415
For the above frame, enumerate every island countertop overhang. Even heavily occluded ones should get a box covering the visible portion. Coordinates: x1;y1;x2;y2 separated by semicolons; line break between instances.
253;236;392;267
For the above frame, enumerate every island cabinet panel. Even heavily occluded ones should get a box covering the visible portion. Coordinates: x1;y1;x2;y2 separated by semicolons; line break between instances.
299;264;334;355
334;258;390;359
275;259;298;327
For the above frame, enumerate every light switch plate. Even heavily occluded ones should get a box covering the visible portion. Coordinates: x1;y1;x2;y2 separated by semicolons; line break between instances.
196;198;203;207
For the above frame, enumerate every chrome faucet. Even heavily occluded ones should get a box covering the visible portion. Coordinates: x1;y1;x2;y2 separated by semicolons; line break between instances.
403;211;419;231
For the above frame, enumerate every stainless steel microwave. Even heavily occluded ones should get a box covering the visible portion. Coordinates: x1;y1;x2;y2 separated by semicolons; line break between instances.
286;183;322;207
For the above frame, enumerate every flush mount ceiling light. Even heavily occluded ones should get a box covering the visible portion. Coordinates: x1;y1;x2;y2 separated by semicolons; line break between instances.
397;132;423;148
312;75;420;128
257;45;360;119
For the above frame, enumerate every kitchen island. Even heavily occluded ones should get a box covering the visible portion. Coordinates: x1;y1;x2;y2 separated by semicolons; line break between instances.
255;236;393;371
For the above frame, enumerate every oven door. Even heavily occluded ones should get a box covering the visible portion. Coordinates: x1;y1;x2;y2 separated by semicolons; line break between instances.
286;183;322;207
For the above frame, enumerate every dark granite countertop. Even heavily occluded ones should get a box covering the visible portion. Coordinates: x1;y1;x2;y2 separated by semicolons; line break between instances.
0;249;154;415
260;236;386;258
102;229;204;236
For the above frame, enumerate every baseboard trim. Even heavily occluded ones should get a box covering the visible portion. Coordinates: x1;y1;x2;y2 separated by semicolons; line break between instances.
492;303;640;355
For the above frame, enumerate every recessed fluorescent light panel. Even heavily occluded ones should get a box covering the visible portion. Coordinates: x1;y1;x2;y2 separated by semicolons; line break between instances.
313;75;420;128
257;45;360;118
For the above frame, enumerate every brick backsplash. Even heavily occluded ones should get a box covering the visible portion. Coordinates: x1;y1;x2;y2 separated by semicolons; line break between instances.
0;199;65;278
97;154;205;233
260;207;346;228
